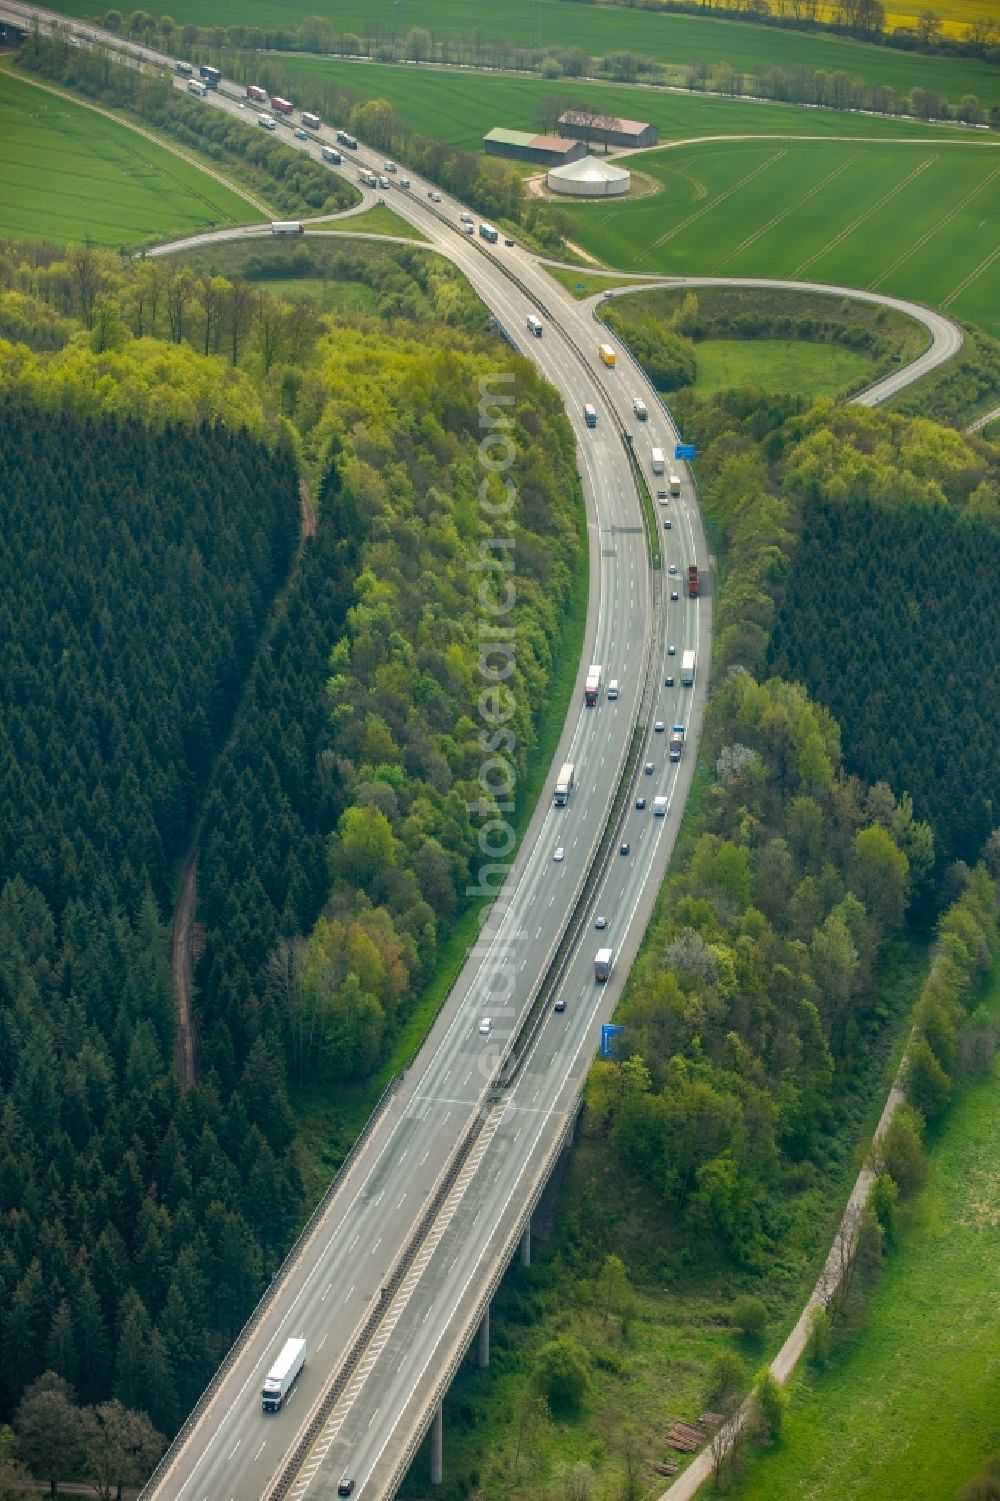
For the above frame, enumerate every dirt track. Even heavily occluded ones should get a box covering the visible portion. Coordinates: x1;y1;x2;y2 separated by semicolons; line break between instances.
171;850;198;1089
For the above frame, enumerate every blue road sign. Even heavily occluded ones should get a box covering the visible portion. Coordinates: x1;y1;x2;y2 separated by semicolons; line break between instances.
675;443;697;461
601;1024;626;1059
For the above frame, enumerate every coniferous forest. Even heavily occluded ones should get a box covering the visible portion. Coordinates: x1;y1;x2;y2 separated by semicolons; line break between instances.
767;495;999;868
0;400;301;1429
0;246;584;1438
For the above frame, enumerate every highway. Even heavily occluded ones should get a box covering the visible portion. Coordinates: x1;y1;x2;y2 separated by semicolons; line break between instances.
73;47;705;1501
0;8;961;1498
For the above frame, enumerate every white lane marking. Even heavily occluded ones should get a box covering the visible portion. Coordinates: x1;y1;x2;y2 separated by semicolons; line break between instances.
371;1237;382;1255
396;1195;406;1209
253;1442;266;1461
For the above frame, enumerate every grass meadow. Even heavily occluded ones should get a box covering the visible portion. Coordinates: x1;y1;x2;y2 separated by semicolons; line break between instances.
693;338;873;396
559;138;1000;335
727;964;1000;1501
276;57;986;155
0;69;258;246
309;202;426;237
48;0;1000;107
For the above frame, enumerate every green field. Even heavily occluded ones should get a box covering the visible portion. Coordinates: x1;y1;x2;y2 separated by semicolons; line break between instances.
0;69;259;246
276;58;984;155
48;0;1000;107
310;203;426;238
560;138;1000;336
693;338;872;396
728;969;1000;1501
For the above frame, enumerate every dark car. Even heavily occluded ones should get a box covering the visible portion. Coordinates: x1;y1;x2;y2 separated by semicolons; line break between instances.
663;518;672;529
665;675;674;687
635;795;646;810
668;644;676;656
337;1484;355;1498
504;237;514;246
644;761;654;775
620;841;630;856
554;998;566;1012
671;589;679;600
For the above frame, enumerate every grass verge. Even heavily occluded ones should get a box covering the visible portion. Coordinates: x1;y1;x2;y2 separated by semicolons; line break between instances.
309;203;426;239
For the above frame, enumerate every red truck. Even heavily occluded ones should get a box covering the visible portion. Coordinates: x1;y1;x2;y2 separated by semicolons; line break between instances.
687;565;699;598
246;84;267;102
270;96;294;115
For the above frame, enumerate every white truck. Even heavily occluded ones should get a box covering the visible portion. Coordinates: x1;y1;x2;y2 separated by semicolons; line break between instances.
187;78;206;96
669;473;682;497
595;948;614;982
261;1338;306;1412
258;112;275;130
653;795;669;816
681;650;696;686
554;763;575;806
632;396;647;420
651;447;665;475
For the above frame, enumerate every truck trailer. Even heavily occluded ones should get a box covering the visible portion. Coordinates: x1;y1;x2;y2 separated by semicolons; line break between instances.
669;726;685;762
246;84;267;101
595;948;614;982
270;96;294;115
687;565;700;598
584;665;602;706
681;650;695;686
554;763;575;806
261;1338;306;1412
651;448;665;475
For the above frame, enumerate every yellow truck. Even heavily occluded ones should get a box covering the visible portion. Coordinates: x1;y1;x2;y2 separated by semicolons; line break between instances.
599;343;616;368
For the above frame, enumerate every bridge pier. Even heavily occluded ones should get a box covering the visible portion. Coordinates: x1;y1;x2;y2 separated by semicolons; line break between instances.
478;1306;490;1368
430;1400;443;1484
519;1220;531;1268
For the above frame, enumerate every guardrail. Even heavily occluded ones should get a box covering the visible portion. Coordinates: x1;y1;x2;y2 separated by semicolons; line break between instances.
379;1077;586;1499
138;1071;401;1499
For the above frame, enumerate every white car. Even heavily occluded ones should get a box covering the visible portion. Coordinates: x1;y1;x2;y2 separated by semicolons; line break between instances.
595;916;607;930
478;1018;492;1036
668;644;676;655
553;846;565;862
654;721;665;732
668;563;678;575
